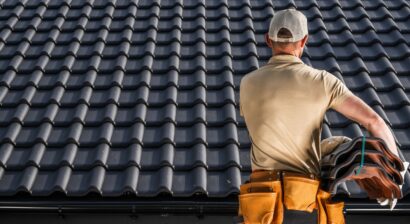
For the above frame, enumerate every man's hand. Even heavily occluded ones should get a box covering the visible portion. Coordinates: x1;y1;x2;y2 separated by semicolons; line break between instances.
331;94;399;157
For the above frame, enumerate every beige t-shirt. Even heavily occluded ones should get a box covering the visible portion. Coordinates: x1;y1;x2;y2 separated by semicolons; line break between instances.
239;54;354;176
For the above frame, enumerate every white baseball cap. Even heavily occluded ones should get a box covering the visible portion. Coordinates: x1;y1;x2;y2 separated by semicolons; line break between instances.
268;8;308;42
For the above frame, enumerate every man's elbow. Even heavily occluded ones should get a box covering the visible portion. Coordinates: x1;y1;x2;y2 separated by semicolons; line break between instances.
365;115;385;132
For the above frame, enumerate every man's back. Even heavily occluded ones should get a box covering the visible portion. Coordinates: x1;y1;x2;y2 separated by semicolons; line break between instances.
240;54;354;176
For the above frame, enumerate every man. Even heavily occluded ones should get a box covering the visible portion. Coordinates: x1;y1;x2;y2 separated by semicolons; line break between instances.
240;8;399;178
239;8;401;222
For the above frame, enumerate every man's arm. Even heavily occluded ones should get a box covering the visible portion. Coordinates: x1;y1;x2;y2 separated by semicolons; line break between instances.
332;94;399;157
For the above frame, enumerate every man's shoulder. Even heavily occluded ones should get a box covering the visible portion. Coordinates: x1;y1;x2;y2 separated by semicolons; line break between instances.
240;67;262;87
300;63;327;75
299;64;332;81
240;64;275;83
240;63;329;86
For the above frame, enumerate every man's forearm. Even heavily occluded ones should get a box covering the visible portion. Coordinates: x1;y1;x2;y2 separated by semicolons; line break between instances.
367;117;399;157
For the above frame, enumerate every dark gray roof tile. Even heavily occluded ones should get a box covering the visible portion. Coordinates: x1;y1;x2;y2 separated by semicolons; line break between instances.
179;56;205;73
84;104;117;125
110;123;144;147
231;29;256;45
206;42;231;58
306;42;334;59
89;87;121;106
309;57;340;73
372;17;399;33
364;56;394;74
300;5;322;20
145;104;176;125
39;144;77;169
384;43;410;60
175;103;206;125
206;70;234;89
174;123;206;146
206;86;235;106
78;122;114;147
115;103;147;125
230;18;254;32
378;88;410;109
177;70;206;89
360;0;385;9
173;144;206;169
65;166;105;196
30;86;64;106
237;126;250;147
13;125;43;146
367;6;392;21
101;166;139;196
171;167;207;196
149;70;179;88
118;86;149;106
354;87;382;106
371;71;403;91
205;29;230;44
22;105;53;125
392;58;410;75
60;86;93;106
394;129;410;149
357;43;387;60
140;144;174;170
378;29;406;45
329;123;365;138
343;72;373;91
206;104;237;125
386;106;410;128
249;0;272;9
106;143;141;169
72;144;110;169
207;123;238;147
337;57;367;74
321;123;332;139
252;20;270;33
206;166;241;197
177;86;205;106
135;166;172;196
43;123;80;146
2;86;34;106
390;7;410;21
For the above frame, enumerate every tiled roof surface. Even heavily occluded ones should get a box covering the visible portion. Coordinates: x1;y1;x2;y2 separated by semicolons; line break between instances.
0;0;410;199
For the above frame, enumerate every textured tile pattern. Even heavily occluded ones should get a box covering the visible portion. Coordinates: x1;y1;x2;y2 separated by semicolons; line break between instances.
0;0;409;198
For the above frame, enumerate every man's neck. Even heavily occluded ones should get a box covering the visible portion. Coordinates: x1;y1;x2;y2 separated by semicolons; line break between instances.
273;50;300;58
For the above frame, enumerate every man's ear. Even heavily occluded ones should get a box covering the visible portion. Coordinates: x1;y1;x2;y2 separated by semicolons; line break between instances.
300;35;308;47
265;33;273;48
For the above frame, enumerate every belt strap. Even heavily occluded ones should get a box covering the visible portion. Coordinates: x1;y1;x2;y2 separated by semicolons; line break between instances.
251;169;318;181
355;135;366;175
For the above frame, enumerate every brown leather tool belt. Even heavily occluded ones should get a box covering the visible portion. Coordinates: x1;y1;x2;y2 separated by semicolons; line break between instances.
238;169;345;224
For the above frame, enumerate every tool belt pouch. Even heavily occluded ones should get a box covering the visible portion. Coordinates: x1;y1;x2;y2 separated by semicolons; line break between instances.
325;201;345;224
282;176;319;212
238;181;278;224
316;189;331;224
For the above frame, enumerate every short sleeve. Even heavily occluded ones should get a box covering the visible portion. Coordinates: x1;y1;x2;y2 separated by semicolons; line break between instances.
239;77;247;117
324;71;354;109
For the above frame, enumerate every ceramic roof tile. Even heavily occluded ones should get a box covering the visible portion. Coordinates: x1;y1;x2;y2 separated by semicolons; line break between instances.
0;0;409;201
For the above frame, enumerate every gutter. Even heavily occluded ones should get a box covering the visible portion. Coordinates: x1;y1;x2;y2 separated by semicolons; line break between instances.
0;200;237;217
1;200;410;215
344;202;410;214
